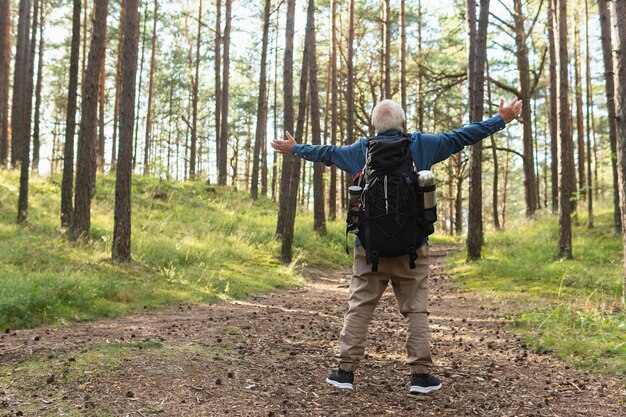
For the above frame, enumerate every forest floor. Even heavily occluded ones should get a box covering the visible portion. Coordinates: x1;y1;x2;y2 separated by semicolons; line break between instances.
1;244;624;417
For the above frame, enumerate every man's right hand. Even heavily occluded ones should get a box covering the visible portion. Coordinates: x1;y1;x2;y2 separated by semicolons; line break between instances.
271;131;297;155
499;98;523;124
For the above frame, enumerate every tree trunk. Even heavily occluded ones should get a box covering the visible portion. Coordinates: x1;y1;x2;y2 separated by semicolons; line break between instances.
10;0;31;167
61;0;81;228
215;0;221;178
16;0;35;223
143;0;158;176
110;0;125;172
32;0;45;174
584;0;593;228
557;0;573;259
277;0;297;262
81;0;87;89
346;0;354;146
466;0;489;261
512;0;538;217
486;62;500;230
307;0;325;234
70;0;108;241
0;0;10;167
574;10;585;201
328;0;337;220
217;0;231;186
548;0;558;213
189;0;201;179
112;0;139;262
133;5;148;170
400;0;406;110
251;0;271;199
383;0;391;99
612;0;626;307
598;0;621;234
417;0;424;132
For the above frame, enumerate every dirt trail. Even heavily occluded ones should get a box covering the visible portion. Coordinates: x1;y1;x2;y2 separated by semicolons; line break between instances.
1;245;624;416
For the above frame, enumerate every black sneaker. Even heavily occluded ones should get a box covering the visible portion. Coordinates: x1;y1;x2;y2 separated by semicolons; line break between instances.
326;368;354;390
410;373;442;394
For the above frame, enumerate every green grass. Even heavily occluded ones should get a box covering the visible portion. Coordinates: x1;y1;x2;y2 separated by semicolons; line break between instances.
448;208;626;375
0;170;352;329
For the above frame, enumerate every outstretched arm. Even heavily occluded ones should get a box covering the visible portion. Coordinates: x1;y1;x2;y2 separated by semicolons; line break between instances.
418;98;523;166
271;131;366;176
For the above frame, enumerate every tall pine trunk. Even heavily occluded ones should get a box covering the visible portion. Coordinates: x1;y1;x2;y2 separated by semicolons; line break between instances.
612;0;626;307
32;0;45;173
548;0;558;213
557;0;573;259
10;0;31;167
276;0;296;261
143;0;157;176
110;0;125;172
217;0;231;186
328;0;337;220
215;0;221;178
0;0;10;167
96;11;107;172
251;0;270;200
61;0;81;228
70;0;108;241
466;0;489;261
189;0;201;179
17;0;36;223
307;0;325;234
400;0;406;110
112;0;139;262
383;0;391;99
573;10;585;202
598;0;621;234
584;0;593;228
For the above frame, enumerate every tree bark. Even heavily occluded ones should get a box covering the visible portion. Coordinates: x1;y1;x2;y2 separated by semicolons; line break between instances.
70;0;108;241
383;0;391;99
16;0;35;223
110;0;125;172
548;0;558;213
400;0;406;110
611;0;626;307
328;0;337;220
417;0;424;132
189;0;201;179
308;0;325;234
251;0;271;200
574;10;585;202
133;6;148;170
598;0;621;234
96;7;107;173
557;0;573;259
112;0;139;262
32;0;45;173
0;0;10;167
486;63;500;230
466;0;490;261
215;0;221;178
217;0;231;186
584;0;593;228
61;0;81;228
143;0;158;176
512;0;538;217
10;0;31;167
277;0;297;262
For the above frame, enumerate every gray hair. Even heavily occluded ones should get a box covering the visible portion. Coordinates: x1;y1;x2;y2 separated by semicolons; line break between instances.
371;100;406;133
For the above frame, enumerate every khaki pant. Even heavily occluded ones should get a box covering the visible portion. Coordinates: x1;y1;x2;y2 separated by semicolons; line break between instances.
338;244;432;374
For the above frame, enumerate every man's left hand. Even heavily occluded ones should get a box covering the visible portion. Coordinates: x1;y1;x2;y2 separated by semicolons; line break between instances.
499;98;523;124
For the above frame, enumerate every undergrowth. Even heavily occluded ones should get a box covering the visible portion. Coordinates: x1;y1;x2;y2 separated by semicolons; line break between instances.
448;209;626;375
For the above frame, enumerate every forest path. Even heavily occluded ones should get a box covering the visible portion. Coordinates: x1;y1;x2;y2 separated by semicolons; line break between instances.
1;245;624;416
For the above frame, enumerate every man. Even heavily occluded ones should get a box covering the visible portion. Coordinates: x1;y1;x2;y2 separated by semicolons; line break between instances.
271;98;523;394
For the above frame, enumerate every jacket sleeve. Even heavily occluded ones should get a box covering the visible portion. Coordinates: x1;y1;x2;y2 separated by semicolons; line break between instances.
417;115;506;167
291;139;366;176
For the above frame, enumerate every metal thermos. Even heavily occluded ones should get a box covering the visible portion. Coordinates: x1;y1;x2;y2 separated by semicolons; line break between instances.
417;170;437;223
417;171;436;209
348;186;362;206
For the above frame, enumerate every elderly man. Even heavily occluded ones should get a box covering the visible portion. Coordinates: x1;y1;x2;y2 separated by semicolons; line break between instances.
272;98;522;394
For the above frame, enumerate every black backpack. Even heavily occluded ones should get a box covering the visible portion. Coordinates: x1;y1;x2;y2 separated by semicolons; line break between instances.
346;132;435;272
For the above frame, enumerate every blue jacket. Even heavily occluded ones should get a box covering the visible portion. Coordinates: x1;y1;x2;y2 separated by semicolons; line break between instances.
291;115;506;175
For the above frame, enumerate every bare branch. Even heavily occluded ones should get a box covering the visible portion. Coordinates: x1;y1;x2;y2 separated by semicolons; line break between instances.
488;77;521;97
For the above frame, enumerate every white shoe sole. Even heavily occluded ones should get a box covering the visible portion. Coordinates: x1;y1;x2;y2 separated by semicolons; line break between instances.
326;378;354;390
410;383;442;394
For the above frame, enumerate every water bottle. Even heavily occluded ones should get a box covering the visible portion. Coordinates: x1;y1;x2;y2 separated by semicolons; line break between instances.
347;185;362;234
417;170;437;223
